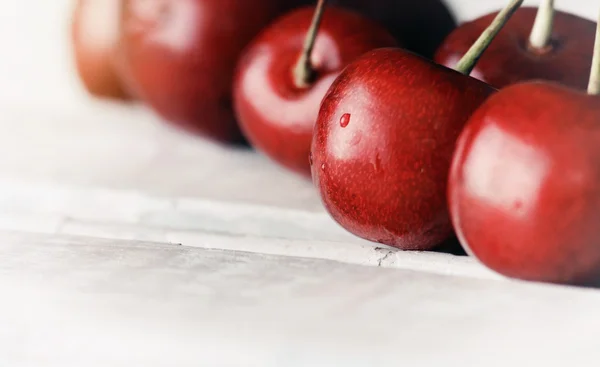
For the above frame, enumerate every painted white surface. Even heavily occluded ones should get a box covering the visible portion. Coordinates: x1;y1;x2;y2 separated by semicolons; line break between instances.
0;209;500;281
0;102;321;211
2;231;600;367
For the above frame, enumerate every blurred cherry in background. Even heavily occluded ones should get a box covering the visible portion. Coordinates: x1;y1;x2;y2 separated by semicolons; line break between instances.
71;0;131;100
117;0;305;144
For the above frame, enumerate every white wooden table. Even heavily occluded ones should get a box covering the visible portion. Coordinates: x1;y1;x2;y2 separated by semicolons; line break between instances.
0;0;599;366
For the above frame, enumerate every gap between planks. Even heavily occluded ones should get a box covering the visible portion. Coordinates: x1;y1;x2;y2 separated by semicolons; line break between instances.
0;214;501;281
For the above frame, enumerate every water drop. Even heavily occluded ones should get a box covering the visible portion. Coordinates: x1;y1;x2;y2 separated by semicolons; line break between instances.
308;152;313;166
321;163;326;171
339;113;351;128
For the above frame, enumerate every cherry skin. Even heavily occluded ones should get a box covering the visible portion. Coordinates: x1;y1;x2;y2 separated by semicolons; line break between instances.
311;48;496;250
118;0;301;143
448;82;600;286
233;6;397;177
71;0;130;100
435;7;596;90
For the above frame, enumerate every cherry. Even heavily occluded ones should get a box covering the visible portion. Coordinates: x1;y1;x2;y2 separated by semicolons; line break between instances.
233;1;397;176
118;0;301;143
435;1;596;90
448;12;600;286
310;1;525;250
71;0;130;100
327;0;456;59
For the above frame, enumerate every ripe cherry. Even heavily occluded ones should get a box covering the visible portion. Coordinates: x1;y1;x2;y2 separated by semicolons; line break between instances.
435;1;596;90
310;1;525;250
448;13;600;285
71;0;130;100
234;1;397;176
118;0;301;143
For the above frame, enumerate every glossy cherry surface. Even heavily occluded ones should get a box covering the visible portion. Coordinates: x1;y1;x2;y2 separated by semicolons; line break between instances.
449;82;600;285
71;0;129;100
435;7;596;90
119;0;300;143
311;48;496;250
234;6;396;176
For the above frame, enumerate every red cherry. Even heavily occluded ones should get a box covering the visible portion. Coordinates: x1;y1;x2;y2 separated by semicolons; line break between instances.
71;0;130;100
310;0;526;250
448;13;600;285
234;3;397;176
310;48;495;250
118;0;299;143
435;5;596;90
448;82;600;285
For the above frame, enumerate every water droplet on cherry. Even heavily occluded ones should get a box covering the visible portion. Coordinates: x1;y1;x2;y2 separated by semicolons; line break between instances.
308;152;313;166
340;113;351;128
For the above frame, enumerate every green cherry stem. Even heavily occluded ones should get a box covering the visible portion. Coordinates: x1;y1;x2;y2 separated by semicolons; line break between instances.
293;0;327;88
455;0;524;75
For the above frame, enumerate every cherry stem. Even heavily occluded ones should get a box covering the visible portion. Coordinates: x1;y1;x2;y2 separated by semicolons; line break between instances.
293;0;327;88
455;0;524;75
588;8;600;95
528;0;554;51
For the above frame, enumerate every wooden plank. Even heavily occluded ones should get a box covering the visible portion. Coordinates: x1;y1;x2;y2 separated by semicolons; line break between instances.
1;231;599;367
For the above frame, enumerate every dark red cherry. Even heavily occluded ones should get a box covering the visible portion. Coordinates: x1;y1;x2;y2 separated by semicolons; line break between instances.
311;48;496;250
118;0;301;143
233;4;397;176
435;6;596;90
448;82;600;285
